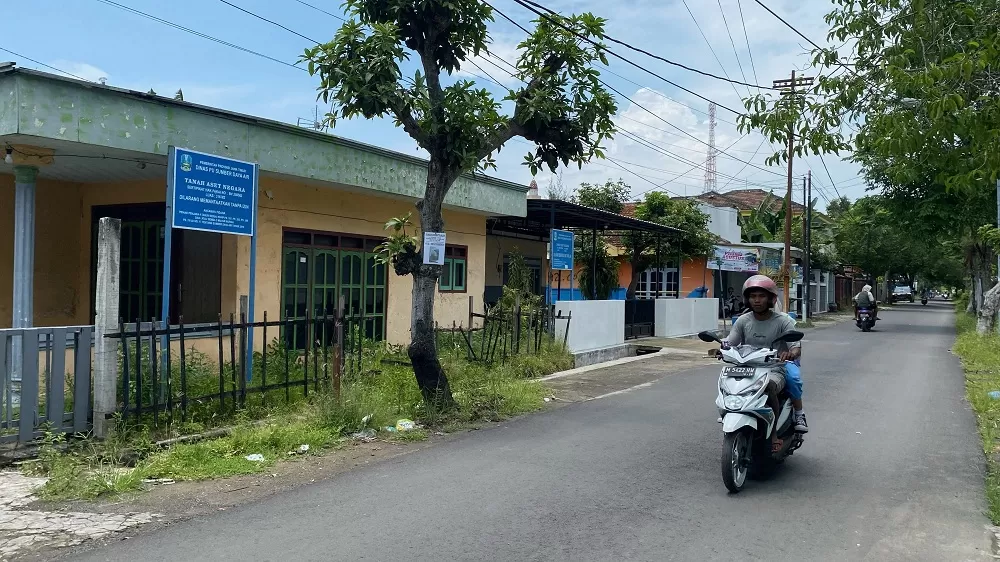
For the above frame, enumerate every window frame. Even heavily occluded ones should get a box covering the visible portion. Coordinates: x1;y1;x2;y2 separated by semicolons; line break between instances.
439;244;469;294
280;228;390;346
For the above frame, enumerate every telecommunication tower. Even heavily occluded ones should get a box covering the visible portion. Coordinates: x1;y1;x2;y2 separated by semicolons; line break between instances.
704;102;718;193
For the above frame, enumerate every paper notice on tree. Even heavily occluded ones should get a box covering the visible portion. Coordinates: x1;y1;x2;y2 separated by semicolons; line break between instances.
423;232;446;265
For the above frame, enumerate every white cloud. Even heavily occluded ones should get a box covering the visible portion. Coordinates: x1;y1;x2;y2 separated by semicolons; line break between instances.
49;60;109;82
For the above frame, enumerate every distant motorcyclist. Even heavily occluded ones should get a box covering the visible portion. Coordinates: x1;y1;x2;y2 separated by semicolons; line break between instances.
854;284;878;320
723;275;807;452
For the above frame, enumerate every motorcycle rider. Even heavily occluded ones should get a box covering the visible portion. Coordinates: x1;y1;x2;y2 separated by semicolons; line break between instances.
854;284;878;320
722;275;807;452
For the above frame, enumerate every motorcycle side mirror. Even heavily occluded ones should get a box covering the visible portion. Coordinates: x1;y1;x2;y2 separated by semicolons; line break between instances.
771;330;804;347
697;331;722;343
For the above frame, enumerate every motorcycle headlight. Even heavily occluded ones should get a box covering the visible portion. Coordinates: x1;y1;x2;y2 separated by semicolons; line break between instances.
724;395;745;410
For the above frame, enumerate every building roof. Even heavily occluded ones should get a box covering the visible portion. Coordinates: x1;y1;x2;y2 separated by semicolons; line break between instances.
488;199;685;238
692;189;807;214
0;65;528;217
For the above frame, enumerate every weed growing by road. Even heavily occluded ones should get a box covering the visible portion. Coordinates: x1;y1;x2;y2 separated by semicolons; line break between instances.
953;310;1000;523
28;342;569;500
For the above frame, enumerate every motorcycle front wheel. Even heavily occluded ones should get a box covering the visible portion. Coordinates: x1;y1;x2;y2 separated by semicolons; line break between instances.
722;429;752;493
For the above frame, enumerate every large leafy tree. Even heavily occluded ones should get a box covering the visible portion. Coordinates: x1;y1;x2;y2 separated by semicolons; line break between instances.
622;193;715;299
738;0;1000;331
303;1;617;405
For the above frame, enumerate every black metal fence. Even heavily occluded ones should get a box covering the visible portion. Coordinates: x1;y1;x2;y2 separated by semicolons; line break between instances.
107;306;385;427
434;298;571;364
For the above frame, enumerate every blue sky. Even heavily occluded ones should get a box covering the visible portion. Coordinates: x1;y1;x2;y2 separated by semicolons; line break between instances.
5;0;866;208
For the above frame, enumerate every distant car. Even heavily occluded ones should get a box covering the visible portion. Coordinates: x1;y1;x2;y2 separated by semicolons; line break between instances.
890;285;914;303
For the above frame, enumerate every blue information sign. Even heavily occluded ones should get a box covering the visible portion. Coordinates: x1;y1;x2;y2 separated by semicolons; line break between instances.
163;146;260;381
551;229;575;270
170;148;257;236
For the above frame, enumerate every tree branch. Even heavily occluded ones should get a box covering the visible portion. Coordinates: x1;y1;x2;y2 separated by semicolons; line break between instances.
390;95;429;150
473;54;566;162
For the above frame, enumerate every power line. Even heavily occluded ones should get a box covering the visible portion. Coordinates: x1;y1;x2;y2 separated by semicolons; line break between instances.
514;0;772;91
0;47;90;81
605;158;686;198
752;0;861;81
617;126;779;185
216;0;321;44
818;153;843;198
736;0;762;93
605;78;784;177
503;0;745;115
469;33;782;178
94;0;308;73
716;0;753;97
679;0;748;102
719;138;766;191
294;0;346;22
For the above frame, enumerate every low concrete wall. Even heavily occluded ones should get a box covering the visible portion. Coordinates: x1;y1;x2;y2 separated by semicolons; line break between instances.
654;298;719;338
553;300;625;353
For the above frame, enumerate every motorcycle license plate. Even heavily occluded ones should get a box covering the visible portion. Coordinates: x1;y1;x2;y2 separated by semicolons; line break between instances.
723;366;755;378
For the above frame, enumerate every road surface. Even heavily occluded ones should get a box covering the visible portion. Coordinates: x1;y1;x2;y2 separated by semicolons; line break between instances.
70;302;992;561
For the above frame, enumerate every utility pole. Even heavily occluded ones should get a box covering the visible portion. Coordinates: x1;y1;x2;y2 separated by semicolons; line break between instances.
773;70;814;313
804;171;812;321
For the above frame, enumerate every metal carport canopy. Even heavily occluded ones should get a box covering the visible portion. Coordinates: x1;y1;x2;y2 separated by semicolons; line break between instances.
487;199;687;236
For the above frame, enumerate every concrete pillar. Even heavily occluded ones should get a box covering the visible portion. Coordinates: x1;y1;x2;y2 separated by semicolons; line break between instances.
10;165;38;405
12;165;37;330
93;218;122;439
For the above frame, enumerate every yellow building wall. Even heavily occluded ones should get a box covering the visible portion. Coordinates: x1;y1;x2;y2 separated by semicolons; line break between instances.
1;173;487;347
235;177;487;346
484;236;549;286
0;174;87;328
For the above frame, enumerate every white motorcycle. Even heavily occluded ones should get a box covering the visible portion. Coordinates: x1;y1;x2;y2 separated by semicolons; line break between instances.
698;329;805;493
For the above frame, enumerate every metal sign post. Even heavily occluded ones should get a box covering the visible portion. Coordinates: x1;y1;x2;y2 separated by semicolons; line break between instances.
163;146;260;381
550;229;574;301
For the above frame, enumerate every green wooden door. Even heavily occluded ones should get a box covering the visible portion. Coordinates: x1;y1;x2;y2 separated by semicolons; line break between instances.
282;248;311;350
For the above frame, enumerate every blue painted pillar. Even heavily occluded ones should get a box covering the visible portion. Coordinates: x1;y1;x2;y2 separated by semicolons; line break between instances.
11;165;37;404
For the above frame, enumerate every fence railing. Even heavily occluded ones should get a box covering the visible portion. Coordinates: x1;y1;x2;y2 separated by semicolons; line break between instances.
1;326;93;445
436;298;571;364
106;305;389;427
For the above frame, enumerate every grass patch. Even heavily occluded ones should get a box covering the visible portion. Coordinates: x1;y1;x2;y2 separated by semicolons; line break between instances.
28;339;570;500
952;308;1000;524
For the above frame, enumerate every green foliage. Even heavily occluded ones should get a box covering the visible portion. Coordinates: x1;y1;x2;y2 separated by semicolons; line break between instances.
497;248;543;313
953;311;1000;523
373;212;419;266
33;336;572;500
623;192;715;296
574;179;630;213
825;196;852;220
737;0;997;299
740;197;791;243
300;0;617;176
575;234;619;300
300;0;619;399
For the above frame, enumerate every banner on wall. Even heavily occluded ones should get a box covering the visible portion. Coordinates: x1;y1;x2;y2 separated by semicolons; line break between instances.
706;245;760;272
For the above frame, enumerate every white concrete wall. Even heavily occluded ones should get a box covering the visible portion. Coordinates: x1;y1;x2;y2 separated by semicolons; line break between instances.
553;300;625;353
655;298;720;338
698;203;742;243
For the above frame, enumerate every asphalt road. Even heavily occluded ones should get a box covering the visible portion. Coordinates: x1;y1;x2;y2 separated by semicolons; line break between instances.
72;301;992;561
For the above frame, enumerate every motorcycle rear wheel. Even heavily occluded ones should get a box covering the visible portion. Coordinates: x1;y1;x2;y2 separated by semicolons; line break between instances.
722;429;752;493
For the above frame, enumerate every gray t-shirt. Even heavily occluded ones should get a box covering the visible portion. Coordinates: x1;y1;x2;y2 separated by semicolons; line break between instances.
725;311;801;354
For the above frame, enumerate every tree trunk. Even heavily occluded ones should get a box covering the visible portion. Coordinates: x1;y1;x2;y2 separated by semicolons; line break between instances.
977;281;1000;335
407;162;456;409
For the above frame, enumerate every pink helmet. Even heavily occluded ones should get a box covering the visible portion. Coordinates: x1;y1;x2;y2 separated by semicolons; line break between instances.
743;274;779;304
